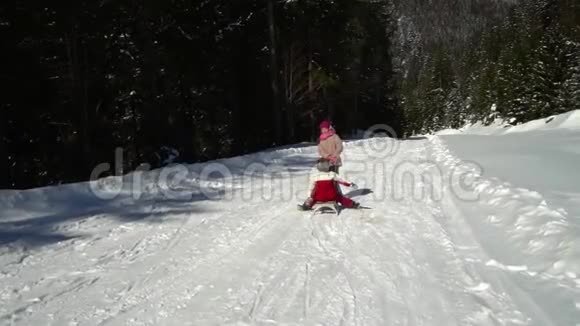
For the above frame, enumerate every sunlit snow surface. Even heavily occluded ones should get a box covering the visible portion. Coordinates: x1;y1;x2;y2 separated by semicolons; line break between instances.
1;111;580;325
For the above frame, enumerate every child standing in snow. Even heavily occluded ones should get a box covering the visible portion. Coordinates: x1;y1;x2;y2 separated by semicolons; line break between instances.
299;158;360;211
318;120;343;174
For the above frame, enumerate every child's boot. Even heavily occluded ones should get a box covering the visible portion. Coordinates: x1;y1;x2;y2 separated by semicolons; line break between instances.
298;198;314;211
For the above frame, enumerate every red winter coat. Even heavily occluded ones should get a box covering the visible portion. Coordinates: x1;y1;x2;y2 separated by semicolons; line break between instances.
308;171;355;207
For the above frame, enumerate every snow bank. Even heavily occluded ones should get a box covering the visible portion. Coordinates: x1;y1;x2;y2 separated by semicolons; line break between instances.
436;109;580;135
434;128;462;135
505;110;580;134
429;135;580;280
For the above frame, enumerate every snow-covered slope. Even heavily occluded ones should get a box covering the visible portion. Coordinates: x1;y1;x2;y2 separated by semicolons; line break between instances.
1;114;580;325
431;111;580;325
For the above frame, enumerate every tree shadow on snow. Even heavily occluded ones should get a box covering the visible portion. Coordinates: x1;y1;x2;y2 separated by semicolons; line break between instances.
0;229;81;247
221;154;317;176
0;193;214;249
0;150;318;249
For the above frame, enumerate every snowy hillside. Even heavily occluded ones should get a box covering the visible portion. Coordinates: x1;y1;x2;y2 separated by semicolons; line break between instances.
1;112;580;325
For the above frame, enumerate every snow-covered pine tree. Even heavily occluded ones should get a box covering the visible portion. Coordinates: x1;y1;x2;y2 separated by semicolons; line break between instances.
557;39;580;112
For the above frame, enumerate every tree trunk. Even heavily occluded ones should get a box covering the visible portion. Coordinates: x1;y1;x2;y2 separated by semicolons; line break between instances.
285;46;295;142
267;0;282;144
66;26;91;176
286;103;295;142
136;0;161;155
325;88;335;120
310;110;317;142
229;81;242;153
81;43;91;171
0;107;8;188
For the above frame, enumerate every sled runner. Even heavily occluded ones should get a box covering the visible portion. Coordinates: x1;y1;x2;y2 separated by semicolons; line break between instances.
298;200;370;215
298;201;341;215
312;201;340;215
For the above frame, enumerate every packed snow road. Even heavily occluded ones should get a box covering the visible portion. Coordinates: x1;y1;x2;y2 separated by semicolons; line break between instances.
1;131;579;325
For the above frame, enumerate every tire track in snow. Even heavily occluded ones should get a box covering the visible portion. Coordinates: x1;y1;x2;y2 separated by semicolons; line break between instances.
164;211;316;324
85;174;306;324
99;202;304;325
409;141;531;325
0;200;195;322
1;197;263;325
343;140;525;325
306;213;390;325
